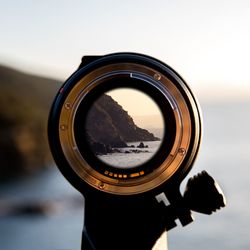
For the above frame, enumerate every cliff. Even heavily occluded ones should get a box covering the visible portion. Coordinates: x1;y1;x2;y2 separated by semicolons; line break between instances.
85;94;159;155
0;65;61;181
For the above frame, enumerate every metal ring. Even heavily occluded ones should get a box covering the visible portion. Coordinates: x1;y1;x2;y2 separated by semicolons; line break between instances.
57;61;201;195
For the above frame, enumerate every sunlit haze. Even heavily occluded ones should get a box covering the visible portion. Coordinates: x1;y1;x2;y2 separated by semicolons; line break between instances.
0;1;250;101
107;88;164;133
107;88;162;116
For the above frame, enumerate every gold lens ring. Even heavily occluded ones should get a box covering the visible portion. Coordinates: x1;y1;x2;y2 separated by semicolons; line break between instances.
58;62;201;195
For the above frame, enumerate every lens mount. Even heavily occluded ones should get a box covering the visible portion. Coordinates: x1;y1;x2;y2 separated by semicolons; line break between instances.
49;53;202;196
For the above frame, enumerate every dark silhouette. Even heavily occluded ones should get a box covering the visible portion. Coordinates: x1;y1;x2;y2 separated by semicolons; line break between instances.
85;94;160;155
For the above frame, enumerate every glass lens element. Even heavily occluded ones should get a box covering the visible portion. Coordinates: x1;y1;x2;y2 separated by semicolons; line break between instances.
84;88;164;169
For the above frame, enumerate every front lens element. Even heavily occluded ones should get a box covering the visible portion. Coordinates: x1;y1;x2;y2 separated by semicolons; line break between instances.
51;55;202;195
85;88;164;169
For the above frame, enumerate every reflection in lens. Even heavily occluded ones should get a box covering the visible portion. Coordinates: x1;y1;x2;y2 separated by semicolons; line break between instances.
85;88;164;169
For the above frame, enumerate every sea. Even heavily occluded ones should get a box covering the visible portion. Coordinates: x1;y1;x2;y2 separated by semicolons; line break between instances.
98;140;162;168
0;101;250;250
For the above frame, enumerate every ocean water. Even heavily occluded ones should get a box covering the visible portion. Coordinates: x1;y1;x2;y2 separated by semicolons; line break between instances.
0;101;250;250
169;101;250;250
98;140;162;168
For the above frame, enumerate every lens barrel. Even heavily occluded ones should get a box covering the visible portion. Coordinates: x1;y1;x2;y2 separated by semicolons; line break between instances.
48;53;202;196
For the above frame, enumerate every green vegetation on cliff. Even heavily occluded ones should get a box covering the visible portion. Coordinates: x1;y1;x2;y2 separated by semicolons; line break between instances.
0;65;61;181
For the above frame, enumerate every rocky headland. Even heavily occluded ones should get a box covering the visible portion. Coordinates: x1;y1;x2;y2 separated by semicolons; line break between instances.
85;94;160;155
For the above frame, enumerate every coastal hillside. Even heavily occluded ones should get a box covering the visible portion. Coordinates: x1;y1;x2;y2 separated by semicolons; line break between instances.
0;65;61;181
85;94;159;154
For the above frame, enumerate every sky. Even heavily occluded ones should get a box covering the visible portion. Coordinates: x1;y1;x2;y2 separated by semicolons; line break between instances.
107;88;165;134
0;0;250;102
107;88;163;117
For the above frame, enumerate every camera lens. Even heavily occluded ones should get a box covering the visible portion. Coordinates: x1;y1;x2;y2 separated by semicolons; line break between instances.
74;76;176;181
84;88;164;168
49;53;202;195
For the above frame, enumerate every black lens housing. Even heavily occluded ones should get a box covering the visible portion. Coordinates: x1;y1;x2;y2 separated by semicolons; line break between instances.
48;52;202;198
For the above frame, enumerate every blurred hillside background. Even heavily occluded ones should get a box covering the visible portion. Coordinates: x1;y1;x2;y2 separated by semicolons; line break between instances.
0;1;250;250
0;65;61;180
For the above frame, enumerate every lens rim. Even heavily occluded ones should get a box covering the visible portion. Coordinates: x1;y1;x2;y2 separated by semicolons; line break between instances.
48;53;202;196
74;76;176;179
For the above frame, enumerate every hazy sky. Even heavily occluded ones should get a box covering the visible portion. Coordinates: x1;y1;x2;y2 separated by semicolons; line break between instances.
107;88;165;134
107;88;163;116
1;0;250;101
